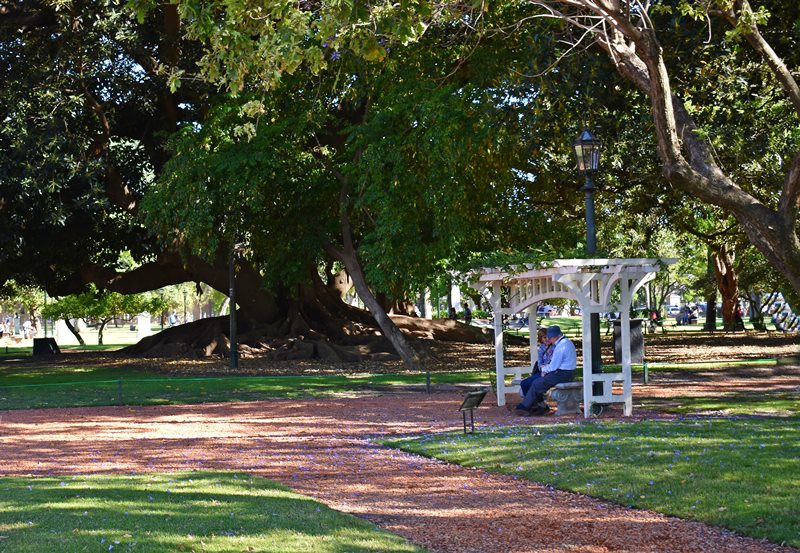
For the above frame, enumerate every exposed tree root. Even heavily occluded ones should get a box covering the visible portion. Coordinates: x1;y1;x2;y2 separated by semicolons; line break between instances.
119;313;491;363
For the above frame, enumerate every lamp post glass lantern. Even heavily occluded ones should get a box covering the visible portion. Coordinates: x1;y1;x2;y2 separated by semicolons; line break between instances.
573;128;601;174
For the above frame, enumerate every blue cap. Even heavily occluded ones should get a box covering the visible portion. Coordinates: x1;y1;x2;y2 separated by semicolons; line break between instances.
546;326;562;339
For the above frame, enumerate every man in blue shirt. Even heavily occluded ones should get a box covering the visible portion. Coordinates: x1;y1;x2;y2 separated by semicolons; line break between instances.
515;325;576;416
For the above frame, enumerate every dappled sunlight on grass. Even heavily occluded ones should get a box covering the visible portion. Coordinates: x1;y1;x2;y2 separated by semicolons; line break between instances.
641;390;800;417
0;472;426;553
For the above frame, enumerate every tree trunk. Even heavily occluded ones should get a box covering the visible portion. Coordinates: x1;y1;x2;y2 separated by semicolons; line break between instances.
703;250;717;331
98;318;110;345
327;241;422;370
28;308;40;337
327;177;422;371
713;245;739;331
747;291;765;330
63;318;85;346
447;277;453;311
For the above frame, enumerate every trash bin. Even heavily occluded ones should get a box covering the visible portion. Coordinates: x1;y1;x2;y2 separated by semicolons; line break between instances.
612;319;644;364
33;337;61;355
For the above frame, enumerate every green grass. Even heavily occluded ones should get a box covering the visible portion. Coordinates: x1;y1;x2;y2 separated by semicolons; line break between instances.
641;358;792;371
504;316;583;338
0;344;130;358
641;392;800;417
0;472;426;553
0;364;491;410
382;417;800;547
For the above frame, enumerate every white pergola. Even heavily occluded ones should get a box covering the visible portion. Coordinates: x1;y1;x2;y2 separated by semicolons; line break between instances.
472;258;675;417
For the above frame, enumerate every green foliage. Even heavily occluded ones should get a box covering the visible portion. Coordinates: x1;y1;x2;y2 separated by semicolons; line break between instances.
43;286;165;323
131;0;436;93
0;280;46;314
141;6;603;300
6;0;800;316
341;16;592;293
459;246;590;274
0;472;426;553
385;417;800;547
42;286;166;343
142;93;339;289
0;2;166;293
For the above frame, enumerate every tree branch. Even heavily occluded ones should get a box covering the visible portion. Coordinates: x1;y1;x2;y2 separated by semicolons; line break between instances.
0;3;56;30
781;150;800;228
726;0;800;117
79;65;139;212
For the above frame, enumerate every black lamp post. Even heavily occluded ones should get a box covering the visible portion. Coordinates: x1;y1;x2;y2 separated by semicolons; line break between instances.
573;126;603;395
229;242;244;369
159;290;164;331
182;289;188;324
43;291;48;337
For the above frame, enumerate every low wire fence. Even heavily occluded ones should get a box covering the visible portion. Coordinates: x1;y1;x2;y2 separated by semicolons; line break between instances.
0;372;483;411
0;375;380;410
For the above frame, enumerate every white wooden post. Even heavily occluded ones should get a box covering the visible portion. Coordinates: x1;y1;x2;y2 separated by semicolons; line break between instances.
492;282;506;406
528;306;537;371
619;279;633;416
581;303;594;418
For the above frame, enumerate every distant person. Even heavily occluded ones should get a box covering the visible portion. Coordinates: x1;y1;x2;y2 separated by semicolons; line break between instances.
463;306;472;325
649;310;659;332
448;307;457;320
734;304;744;329
514;326;576;416
168;311;178;326
22;319;32;339
677;306;689;325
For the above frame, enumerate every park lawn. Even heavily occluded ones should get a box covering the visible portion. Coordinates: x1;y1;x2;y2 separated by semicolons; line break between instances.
640;392;800;417
382;417;800;548
0;472;426;553
0;363;491;410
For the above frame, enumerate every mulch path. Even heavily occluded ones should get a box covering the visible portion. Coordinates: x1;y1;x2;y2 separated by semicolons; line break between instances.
2;388;798;553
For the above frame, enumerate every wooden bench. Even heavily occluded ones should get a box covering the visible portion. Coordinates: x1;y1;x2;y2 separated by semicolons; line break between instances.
660;320;677;333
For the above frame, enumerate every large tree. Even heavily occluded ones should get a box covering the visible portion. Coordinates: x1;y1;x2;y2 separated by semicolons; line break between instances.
3;1;579;363
140;11;582;365
0;2;374;359
158;0;800;299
